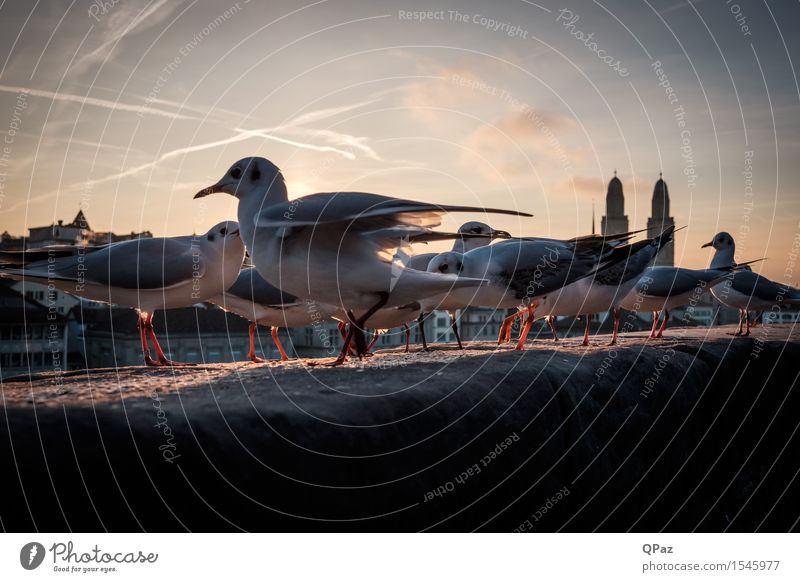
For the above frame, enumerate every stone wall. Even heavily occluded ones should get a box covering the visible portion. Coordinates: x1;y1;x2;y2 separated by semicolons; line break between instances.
0;326;797;532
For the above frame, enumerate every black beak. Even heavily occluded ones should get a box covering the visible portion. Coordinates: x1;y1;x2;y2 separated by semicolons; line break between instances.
492;229;512;238
230;228;240;237
701;241;713;248
194;183;224;199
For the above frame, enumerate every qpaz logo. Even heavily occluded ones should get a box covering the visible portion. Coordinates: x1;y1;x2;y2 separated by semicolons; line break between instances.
20;542;46;570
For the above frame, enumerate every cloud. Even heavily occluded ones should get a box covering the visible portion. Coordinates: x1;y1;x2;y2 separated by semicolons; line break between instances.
462;109;580;175
72;0;183;75
0;84;197;120
272;127;380;160
7;96;385;211
281;98;382;128
566;175;606;197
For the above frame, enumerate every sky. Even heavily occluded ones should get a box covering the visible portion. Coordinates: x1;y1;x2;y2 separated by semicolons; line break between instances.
0;0;798;278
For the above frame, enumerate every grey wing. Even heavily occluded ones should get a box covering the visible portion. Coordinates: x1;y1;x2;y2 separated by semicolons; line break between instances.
639;268;717;297
731;271;791;302
84;237;204;289
482;241;593;299
255;192;530;230
593;239;657;286
226;267;299;307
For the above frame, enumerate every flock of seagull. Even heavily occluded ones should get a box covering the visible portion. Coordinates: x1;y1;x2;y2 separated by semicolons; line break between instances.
2;156;798;367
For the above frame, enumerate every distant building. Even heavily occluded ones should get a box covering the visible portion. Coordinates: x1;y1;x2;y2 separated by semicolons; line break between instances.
0;230;24;250
0;280;75;377
647;173;675;266
1;209;153;319
601;171;629;236
0;209;153;250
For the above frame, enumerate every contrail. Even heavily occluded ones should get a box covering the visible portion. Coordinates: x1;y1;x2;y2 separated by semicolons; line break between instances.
0;85;198;120
5;95;384;211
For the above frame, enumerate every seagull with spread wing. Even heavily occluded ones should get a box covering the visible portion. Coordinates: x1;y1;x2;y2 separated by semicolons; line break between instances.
194;157;530;364
421;230;648;350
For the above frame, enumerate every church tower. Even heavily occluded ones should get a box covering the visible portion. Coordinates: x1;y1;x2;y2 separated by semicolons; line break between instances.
647;173;675;266
600;171;628;236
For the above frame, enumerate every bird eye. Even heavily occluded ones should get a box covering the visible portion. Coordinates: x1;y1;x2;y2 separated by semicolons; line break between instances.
471;227;481;233
220;227;227;235
230;167;242;179
439;264;449;272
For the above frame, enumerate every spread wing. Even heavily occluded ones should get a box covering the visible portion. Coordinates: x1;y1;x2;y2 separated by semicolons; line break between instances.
639;267;726;297
477;240;606;300
731;270;797;303
255;192;530;231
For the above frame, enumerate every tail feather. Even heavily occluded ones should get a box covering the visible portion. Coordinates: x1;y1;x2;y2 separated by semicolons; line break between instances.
391;268;486;300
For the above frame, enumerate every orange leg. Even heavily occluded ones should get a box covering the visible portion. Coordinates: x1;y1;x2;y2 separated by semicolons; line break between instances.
367;330;380;352
246;323;266;363
498;310;524;344
270;326;289;361
145;312;194;366
514;303;538;351
656;310;669;338
608;309;621;346
582;316;591;346
735;310;745;335
649;311;659;338
312;294;389;366
138;313;159;366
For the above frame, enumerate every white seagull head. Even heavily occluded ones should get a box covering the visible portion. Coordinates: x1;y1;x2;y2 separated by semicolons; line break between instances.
203;220;245;257
427;251;465;275
195;157;283;200
701;231;734;250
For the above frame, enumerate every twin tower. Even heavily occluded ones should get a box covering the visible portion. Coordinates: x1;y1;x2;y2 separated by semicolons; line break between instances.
600;171;675;267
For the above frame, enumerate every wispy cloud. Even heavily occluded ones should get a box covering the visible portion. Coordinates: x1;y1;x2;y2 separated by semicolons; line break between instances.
72;0;183;75
0;84;198;120
6;96;384;211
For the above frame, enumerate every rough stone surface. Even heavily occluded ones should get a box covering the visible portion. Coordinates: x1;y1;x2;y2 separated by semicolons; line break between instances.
1;325;798;532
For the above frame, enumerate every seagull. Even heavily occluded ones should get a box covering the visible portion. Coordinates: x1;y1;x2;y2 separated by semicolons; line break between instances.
702;231;800;335
619;266;734;338
407;221;510;350
422;230;645;350
508;227;676;346
194;156;530;364
0;222;245;366
207;266;337;362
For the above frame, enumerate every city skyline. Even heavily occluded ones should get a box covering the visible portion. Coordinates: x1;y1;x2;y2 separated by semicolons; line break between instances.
0;0;797;279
